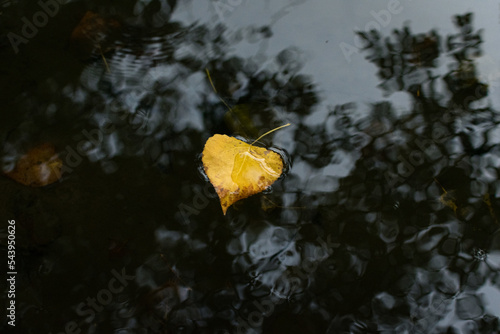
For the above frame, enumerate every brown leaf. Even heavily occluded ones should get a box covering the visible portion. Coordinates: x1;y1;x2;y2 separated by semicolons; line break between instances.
4;143;62;187
70;11;121;58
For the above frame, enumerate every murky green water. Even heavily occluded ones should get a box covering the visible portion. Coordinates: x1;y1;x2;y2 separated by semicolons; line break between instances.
1;1;500;333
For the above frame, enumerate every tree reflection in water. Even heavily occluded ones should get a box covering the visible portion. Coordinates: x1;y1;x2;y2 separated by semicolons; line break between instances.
1;4;500;333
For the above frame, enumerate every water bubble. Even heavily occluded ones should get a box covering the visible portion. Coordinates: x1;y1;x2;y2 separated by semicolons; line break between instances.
196;153;210;182
472;248;486;261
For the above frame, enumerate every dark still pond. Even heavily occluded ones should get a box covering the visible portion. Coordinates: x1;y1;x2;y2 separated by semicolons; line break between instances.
2;1;500;333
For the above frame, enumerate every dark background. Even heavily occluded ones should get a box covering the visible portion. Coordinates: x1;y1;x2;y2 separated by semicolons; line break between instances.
1;1;500;333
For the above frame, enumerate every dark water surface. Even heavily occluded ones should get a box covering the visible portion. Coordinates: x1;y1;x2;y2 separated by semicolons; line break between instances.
1;1;500;333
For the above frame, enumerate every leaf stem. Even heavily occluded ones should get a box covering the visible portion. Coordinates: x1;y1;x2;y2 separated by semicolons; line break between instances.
98;45;111;73
251;123;291;146
240;123;291;176
205;68;232;111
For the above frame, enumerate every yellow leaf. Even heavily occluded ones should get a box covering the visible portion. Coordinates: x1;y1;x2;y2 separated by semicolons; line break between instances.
483;193;499;225
435;178;458;214
202;134;284;215
4;143;62;187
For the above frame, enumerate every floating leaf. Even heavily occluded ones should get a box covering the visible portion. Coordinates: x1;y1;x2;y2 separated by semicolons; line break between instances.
4;143;62;187
202;134;285;215
202;69;290;214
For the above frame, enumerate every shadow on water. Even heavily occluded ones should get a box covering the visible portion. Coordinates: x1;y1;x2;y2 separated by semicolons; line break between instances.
0;1;499;333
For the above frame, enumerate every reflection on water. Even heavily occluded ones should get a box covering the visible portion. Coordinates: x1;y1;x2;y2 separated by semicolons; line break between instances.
1;1;500;333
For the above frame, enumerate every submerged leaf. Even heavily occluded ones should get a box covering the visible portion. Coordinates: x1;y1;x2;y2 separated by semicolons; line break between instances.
202;134;283;215
70;11;121;59
224;104;261;139
4;143;62;187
